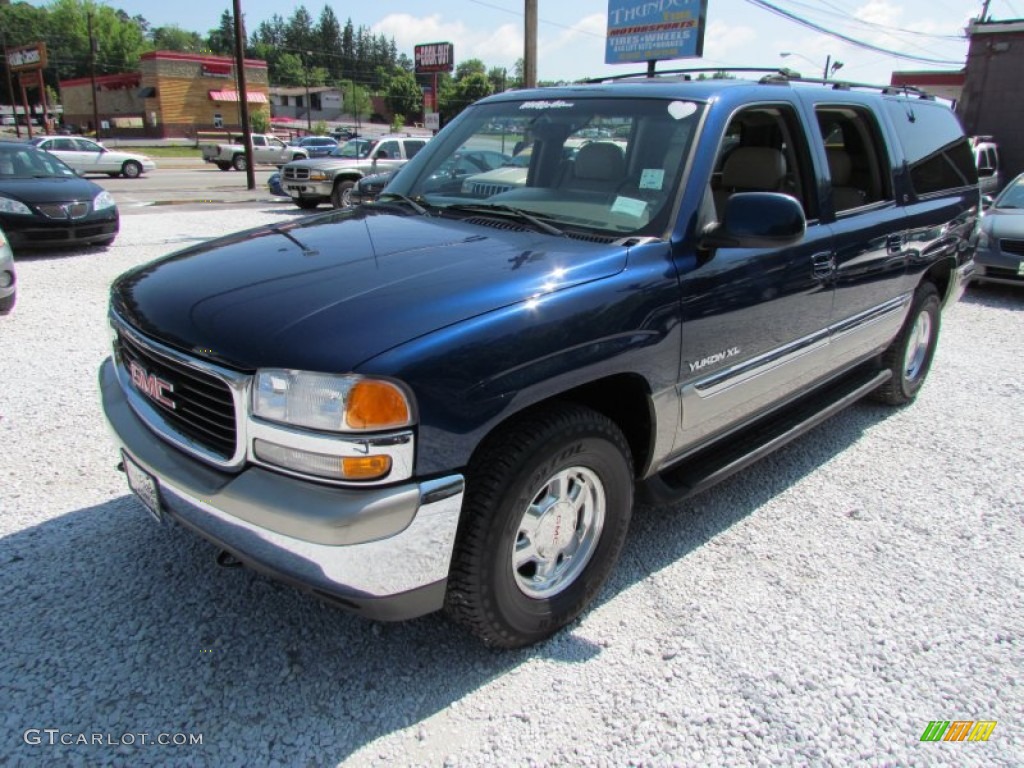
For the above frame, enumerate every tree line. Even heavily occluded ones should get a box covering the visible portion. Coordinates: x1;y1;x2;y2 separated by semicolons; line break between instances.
1;0;558;124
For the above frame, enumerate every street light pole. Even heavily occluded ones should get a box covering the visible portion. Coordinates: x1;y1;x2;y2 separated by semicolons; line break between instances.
231;0;255;190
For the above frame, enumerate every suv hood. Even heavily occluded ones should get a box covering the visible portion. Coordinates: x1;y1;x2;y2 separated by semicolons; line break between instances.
285;156;372;171
111;208;628;372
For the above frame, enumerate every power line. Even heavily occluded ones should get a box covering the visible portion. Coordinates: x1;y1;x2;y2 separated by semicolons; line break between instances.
744;0;964;65
782;0;965;41
467;0;605;39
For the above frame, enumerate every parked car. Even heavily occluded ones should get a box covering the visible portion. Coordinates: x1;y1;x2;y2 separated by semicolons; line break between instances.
29;136;156;178
972;136;1001;196
973;171;1024;287
0;224;15;314
0;140;119;249
100;73;976;648
200;133;307;171
354;150;511;205
267;172;285;197
281;134;431;209
294;136;339;158
330;126;359;141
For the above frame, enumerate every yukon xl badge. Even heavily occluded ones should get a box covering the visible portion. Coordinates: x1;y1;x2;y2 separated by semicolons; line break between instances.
129;360;176;410
688;347;741;373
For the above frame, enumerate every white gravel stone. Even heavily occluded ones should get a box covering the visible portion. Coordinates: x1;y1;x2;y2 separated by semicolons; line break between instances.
0;209;1020;767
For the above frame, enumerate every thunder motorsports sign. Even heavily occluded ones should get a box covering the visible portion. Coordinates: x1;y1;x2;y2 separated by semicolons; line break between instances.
605;0;707;65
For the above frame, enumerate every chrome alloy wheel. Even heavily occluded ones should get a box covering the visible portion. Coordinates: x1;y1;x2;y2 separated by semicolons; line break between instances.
903;310;933;382
512;466;606;599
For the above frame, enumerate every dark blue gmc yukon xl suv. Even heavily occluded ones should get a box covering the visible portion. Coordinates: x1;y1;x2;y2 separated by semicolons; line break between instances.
100;71;978;647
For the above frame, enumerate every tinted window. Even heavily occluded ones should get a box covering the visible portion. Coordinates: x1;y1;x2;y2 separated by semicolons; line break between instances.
376;141;400;159
405;140;427;158
884;100;976;195
816;106;893;211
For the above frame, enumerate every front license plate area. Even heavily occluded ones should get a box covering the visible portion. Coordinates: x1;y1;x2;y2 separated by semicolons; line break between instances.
122;450;164;523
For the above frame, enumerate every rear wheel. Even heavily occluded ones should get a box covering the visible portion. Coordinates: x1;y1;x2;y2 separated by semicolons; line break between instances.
331;180;355;208
872;283;940;405
121;160;142;178
216;161;232;171
445;404;633;648
232;154;247;172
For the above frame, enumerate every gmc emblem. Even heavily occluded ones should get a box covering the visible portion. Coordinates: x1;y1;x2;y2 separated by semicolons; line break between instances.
129;360;176;410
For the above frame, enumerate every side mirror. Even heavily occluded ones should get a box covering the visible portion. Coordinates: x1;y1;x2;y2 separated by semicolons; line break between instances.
981;194;994;210
700;192;807;250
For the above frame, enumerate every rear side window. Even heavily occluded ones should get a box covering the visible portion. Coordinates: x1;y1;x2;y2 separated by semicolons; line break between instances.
816;106;893;212
405;140;427;158
884;100;977;196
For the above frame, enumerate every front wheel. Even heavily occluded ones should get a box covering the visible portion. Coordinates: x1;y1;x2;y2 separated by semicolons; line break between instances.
445;404;634;648
121;160;142;178
295;198;320;210
872;282;940;405
232;154;247;172
331;180;355;209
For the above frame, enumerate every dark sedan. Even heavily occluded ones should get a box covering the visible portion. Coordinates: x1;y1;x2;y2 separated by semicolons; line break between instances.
0;140;119;250
974;171;1024;288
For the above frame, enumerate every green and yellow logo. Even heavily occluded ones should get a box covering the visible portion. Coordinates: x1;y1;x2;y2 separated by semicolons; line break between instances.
920;721;997;742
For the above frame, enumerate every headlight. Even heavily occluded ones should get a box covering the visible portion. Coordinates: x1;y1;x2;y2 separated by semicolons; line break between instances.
307;171;331;181
0;196;32;215
93;190;116;211
252;370;413;432
977;230;989;249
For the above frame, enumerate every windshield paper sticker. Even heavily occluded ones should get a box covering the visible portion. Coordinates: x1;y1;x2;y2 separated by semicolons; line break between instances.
611;196;648;218
667;101;698;120
519;100;574;110
639;169;665;190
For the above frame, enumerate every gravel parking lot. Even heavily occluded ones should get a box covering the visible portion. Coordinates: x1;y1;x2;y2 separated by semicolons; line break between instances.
0;206;1021;767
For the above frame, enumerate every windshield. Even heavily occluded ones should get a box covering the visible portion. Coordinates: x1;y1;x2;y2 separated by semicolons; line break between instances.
331;139;372;159
994;177;1024;209
388;97;703;237
0;145;77;179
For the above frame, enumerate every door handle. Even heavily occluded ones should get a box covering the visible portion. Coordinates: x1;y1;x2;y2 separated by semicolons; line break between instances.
811;251;835;279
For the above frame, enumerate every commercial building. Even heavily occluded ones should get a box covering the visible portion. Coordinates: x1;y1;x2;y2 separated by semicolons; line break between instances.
59;51;270;138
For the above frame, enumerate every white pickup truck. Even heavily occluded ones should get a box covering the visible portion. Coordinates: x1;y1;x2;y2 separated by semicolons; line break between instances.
200;133;308;171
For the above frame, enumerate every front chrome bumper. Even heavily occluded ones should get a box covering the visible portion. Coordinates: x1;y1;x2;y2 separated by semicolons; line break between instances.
100;357;464;620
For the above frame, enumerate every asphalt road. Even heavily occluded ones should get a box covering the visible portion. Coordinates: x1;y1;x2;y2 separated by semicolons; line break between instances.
99;165;287;211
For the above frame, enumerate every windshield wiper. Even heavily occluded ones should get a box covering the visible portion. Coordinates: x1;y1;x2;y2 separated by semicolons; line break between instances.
375;192;429;215
443;202;565;237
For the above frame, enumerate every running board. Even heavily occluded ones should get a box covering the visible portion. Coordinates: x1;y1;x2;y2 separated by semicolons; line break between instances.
640;366;891;504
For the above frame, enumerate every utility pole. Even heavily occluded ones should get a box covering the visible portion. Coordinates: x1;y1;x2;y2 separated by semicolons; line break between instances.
303;51;312;133
232;0;255;190
524;0;537;88
1;29;21;138
87;12;100;139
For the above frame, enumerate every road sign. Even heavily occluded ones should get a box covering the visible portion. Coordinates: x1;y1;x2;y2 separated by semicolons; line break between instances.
605;0;707;65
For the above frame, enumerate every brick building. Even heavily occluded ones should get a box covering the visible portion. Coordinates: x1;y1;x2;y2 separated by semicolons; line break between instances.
59;51;270;138
958;19;1024;185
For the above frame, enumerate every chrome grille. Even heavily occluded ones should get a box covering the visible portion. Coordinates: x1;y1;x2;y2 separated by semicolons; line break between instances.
116;329;237;460
468;183;513;198
1000;239;1024;257
36;201;91;220
284;167;309;181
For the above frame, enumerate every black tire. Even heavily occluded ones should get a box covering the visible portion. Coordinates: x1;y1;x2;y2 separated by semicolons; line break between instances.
331;180;355;209
872;282;941;405
232;154;247;172
216;161;232;172
0;290;15;315
295;199;320;210
445;403;634;648
121;160;142;178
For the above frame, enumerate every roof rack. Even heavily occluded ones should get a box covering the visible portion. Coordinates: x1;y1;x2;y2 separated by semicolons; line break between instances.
582;67;789;84
580;66;936;99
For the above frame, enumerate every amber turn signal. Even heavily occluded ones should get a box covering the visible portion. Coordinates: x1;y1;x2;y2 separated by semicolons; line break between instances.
341;455;392;480
347;380;411;429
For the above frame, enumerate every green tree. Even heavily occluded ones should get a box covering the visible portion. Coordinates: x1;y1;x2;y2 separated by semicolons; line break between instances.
151;25;205;52
385;70;422;122
316;6;343;80
249;108;269;133
455;58;487;82
341;79;371;126
487;66;508;93
206;10;234;55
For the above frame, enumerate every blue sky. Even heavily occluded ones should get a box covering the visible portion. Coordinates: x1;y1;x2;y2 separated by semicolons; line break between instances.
27;0;1012;84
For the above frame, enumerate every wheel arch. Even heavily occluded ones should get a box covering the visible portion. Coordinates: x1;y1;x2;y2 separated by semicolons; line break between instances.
466;373;654;483
921;258;954;308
